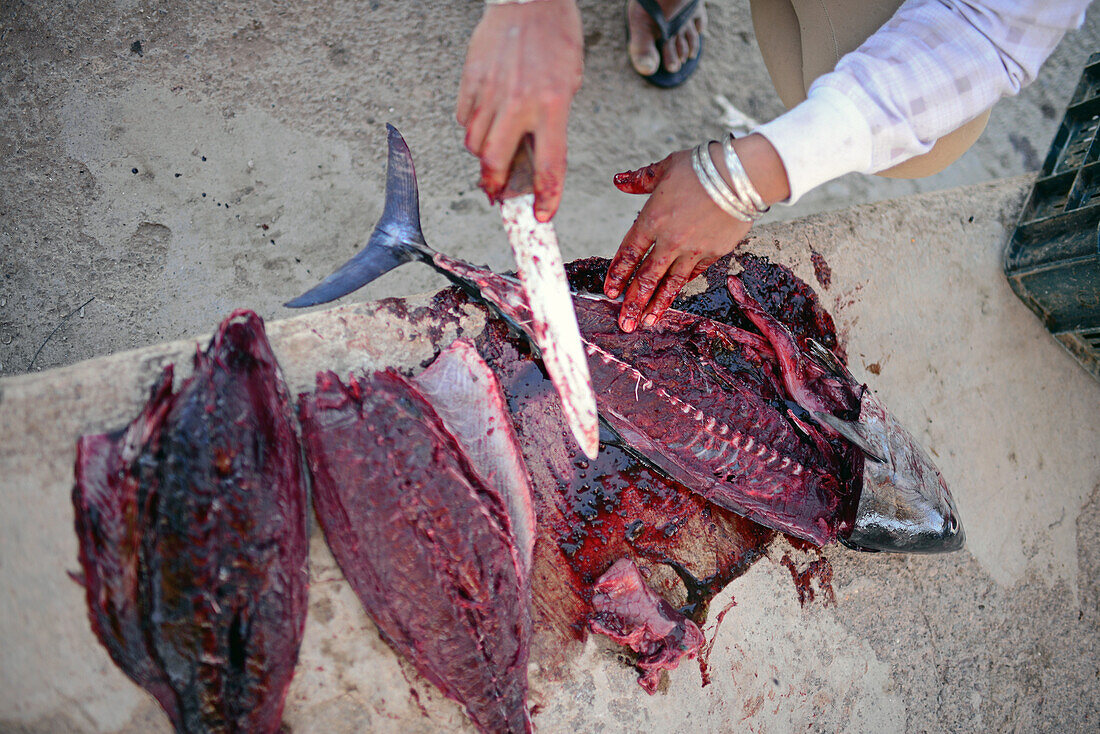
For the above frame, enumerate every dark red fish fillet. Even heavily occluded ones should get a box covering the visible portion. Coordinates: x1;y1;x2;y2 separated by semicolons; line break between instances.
73;310;309;734
74;369;181;723
588;558;705;694
299;360;532;734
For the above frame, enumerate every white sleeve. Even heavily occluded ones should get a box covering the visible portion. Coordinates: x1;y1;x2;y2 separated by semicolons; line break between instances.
752;0;1091;204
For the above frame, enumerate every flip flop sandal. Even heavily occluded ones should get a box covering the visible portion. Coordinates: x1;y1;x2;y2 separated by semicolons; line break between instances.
631;0;705;88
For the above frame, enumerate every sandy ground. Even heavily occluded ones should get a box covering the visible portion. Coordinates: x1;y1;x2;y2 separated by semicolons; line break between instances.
1;0;1098;375
1;1;1099;732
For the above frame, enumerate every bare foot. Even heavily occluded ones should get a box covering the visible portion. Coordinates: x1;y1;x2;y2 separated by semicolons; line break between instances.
627;0;707;77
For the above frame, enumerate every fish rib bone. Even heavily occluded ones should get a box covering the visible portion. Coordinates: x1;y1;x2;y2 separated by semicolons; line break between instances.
585;341;806;478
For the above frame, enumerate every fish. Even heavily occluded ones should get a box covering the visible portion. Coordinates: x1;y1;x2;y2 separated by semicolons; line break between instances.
465;311;773;645
72;310;310;733
290;125;963;553
298;339;534;734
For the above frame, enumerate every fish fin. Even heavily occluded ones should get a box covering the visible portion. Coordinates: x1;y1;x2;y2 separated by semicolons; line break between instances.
804;338;851;381
380;123;426;247
284;227;422;307
802;339;890;462
810;410;888;464
285;125;429;308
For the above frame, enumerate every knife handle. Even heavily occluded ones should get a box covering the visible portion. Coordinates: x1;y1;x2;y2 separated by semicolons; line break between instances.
500;134;536;199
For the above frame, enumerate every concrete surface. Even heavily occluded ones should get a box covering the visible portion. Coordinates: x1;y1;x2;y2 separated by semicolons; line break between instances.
2;1;1100;732
2;177;1099;732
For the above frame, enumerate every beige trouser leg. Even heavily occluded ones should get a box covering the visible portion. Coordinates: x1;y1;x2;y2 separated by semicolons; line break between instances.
749;0;991;178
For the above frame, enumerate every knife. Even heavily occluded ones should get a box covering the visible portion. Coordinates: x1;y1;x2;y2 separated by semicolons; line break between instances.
496;136;599;460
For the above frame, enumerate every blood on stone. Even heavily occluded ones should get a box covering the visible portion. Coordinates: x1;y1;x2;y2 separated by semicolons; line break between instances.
780;553;836;607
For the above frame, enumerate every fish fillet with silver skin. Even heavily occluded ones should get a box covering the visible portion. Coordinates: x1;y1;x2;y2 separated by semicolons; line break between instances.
287;124;963;554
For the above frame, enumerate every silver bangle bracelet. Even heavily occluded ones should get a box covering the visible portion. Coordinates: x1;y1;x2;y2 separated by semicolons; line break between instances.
690;143;752;221
691;142;757;223
722;135;769;215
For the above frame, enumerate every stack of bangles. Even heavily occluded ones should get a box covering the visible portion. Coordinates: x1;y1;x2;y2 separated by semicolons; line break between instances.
691;135;770;223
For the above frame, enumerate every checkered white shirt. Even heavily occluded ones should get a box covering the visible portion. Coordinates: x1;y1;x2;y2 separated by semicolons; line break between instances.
755;0;1092;204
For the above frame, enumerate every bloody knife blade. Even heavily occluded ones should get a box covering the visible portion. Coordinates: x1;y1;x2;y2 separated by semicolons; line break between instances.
497;137;599;459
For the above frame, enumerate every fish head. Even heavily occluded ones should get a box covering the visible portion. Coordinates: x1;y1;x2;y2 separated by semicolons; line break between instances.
840;389;965;554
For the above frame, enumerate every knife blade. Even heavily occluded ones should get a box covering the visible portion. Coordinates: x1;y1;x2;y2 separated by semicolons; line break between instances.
497;137;600;460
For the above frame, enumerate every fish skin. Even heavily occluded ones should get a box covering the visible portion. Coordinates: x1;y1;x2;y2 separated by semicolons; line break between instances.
415;339;538;583
299;366;533;734
73;310;310;733
290;125;963;553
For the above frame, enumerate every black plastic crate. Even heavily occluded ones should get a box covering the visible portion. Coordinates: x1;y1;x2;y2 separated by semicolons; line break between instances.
1005;53;1100;382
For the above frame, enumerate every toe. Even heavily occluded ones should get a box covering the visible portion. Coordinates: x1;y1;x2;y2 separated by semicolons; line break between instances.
674;33;689;66
631;42;660;76
681;2;706;61
684;21;700;59
661;36;681;73
627;0;662;75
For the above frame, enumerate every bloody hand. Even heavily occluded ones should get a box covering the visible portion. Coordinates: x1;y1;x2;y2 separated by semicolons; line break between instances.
456;0;583;222
604;134;791;332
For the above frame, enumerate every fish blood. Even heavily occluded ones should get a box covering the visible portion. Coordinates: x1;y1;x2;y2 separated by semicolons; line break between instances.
475;315;773;645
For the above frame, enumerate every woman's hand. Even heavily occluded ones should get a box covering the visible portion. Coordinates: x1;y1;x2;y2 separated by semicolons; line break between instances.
456;0;583;222
604;133;791;331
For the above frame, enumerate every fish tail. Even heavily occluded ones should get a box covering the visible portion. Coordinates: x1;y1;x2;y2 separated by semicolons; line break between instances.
379;124;428;250
284;125;431;308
